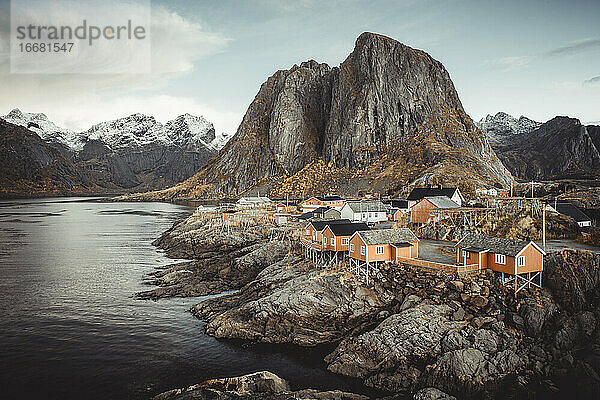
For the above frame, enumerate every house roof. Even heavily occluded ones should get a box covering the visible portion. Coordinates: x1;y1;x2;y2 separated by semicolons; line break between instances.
356;228;419;245
390;199;409;209
555;201;591;223
326;222;370;236
423;196;460;209
276;202;298;206
344;200;389;213
407;187;460;201
455;233;544;257
317;195;343;201
308;219;351;231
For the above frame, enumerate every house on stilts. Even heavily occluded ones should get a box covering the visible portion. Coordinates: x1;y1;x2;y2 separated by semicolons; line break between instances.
301;219;370;267
348;228;419;284
455;233;545;295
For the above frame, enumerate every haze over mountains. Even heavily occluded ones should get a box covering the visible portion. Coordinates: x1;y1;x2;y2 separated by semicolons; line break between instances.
0;110;231;198
478;112;600;181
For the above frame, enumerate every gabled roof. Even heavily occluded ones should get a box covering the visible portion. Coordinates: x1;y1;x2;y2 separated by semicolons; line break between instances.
423;196;460;209
307;219;351;231
312;206;330;213
554;201;591;223
355;228;419;245
276;202;298;206
455;233;545;257
343;200;389;213
407;187;460;201
326;222;370;237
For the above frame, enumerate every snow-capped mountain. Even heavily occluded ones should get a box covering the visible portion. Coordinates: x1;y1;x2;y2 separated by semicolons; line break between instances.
0;108;233;194
2;109;86;151
476;112;541;146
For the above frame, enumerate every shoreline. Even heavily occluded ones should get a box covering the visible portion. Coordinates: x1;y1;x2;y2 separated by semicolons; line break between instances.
144;207;600;400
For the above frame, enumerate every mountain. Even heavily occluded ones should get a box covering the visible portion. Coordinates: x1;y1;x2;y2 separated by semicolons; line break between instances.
0;120;111;198
479;114;600;180
0;110;231;197
2;109;86;154
143;32;511;200
476;112;541;146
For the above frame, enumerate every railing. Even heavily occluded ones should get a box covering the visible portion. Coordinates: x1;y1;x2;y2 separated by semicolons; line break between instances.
395;257;479;274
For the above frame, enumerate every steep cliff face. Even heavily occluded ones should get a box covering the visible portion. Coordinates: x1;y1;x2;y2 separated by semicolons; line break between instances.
161;32;511;199
487;116;600;180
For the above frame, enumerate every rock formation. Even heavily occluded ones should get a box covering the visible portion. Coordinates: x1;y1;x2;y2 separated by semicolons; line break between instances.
142;32;512;200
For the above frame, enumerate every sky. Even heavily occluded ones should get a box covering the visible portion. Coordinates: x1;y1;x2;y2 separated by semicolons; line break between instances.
0;0;599;134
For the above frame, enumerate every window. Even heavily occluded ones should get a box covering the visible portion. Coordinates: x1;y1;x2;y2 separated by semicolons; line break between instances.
312;231;316;240
462;250;469;260
323;237;327;245
376;245;384;255
360;246;366;255
341;238;349;245
350;243;355;252
331;238;335;246
518;256;525;267
495;254;506;264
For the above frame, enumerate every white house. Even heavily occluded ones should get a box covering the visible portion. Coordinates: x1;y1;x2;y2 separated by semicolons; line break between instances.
340;200;389;223
237;196;272;207
545;201;592;228
475;187;498;197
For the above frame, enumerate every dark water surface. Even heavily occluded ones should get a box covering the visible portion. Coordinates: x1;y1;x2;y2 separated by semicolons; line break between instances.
0;198;368;400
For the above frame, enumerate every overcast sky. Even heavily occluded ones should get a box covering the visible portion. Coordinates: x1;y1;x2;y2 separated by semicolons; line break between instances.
0;0;599;133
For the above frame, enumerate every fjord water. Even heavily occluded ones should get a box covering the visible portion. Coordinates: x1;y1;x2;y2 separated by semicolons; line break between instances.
0;198;364;399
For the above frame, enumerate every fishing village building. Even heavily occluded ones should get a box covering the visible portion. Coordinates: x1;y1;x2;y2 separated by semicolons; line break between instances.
275;202;298;213
340;200;389;224
410;196;460;224
300;195;345;212
455;233;545;294
348;228;419;284
407;187;464;208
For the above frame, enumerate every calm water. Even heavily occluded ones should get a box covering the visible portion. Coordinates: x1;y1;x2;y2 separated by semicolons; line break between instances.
0;198;367;400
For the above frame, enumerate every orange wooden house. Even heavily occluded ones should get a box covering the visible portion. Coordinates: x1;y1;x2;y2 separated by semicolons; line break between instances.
410;196;460;224
455;234;545;293
321;222;369;252
303;219;351;247
349;228;419;264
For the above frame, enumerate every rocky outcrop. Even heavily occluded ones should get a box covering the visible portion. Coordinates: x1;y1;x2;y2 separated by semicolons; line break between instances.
152;371;368;400
195;261;387;346
138;211;287;299
139;32;511;201
146;209;600;399
482;115;600;180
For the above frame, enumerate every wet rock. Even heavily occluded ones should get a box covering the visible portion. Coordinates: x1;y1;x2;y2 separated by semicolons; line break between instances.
151;371;368;400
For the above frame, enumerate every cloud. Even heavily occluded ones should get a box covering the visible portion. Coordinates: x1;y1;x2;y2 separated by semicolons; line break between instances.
489;38;600;71
545;38;600;58
583;75;600;87
0;3;237;134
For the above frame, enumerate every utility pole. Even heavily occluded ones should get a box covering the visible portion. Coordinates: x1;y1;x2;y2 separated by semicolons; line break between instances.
542;202;546;251
510;181;513;197
531;181;534;199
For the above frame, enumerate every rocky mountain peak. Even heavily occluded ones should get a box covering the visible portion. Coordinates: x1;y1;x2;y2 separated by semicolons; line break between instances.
477;112;541;146
161;32;512;199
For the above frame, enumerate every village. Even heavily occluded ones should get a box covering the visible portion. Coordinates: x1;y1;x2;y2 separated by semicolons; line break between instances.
193;185;598;296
